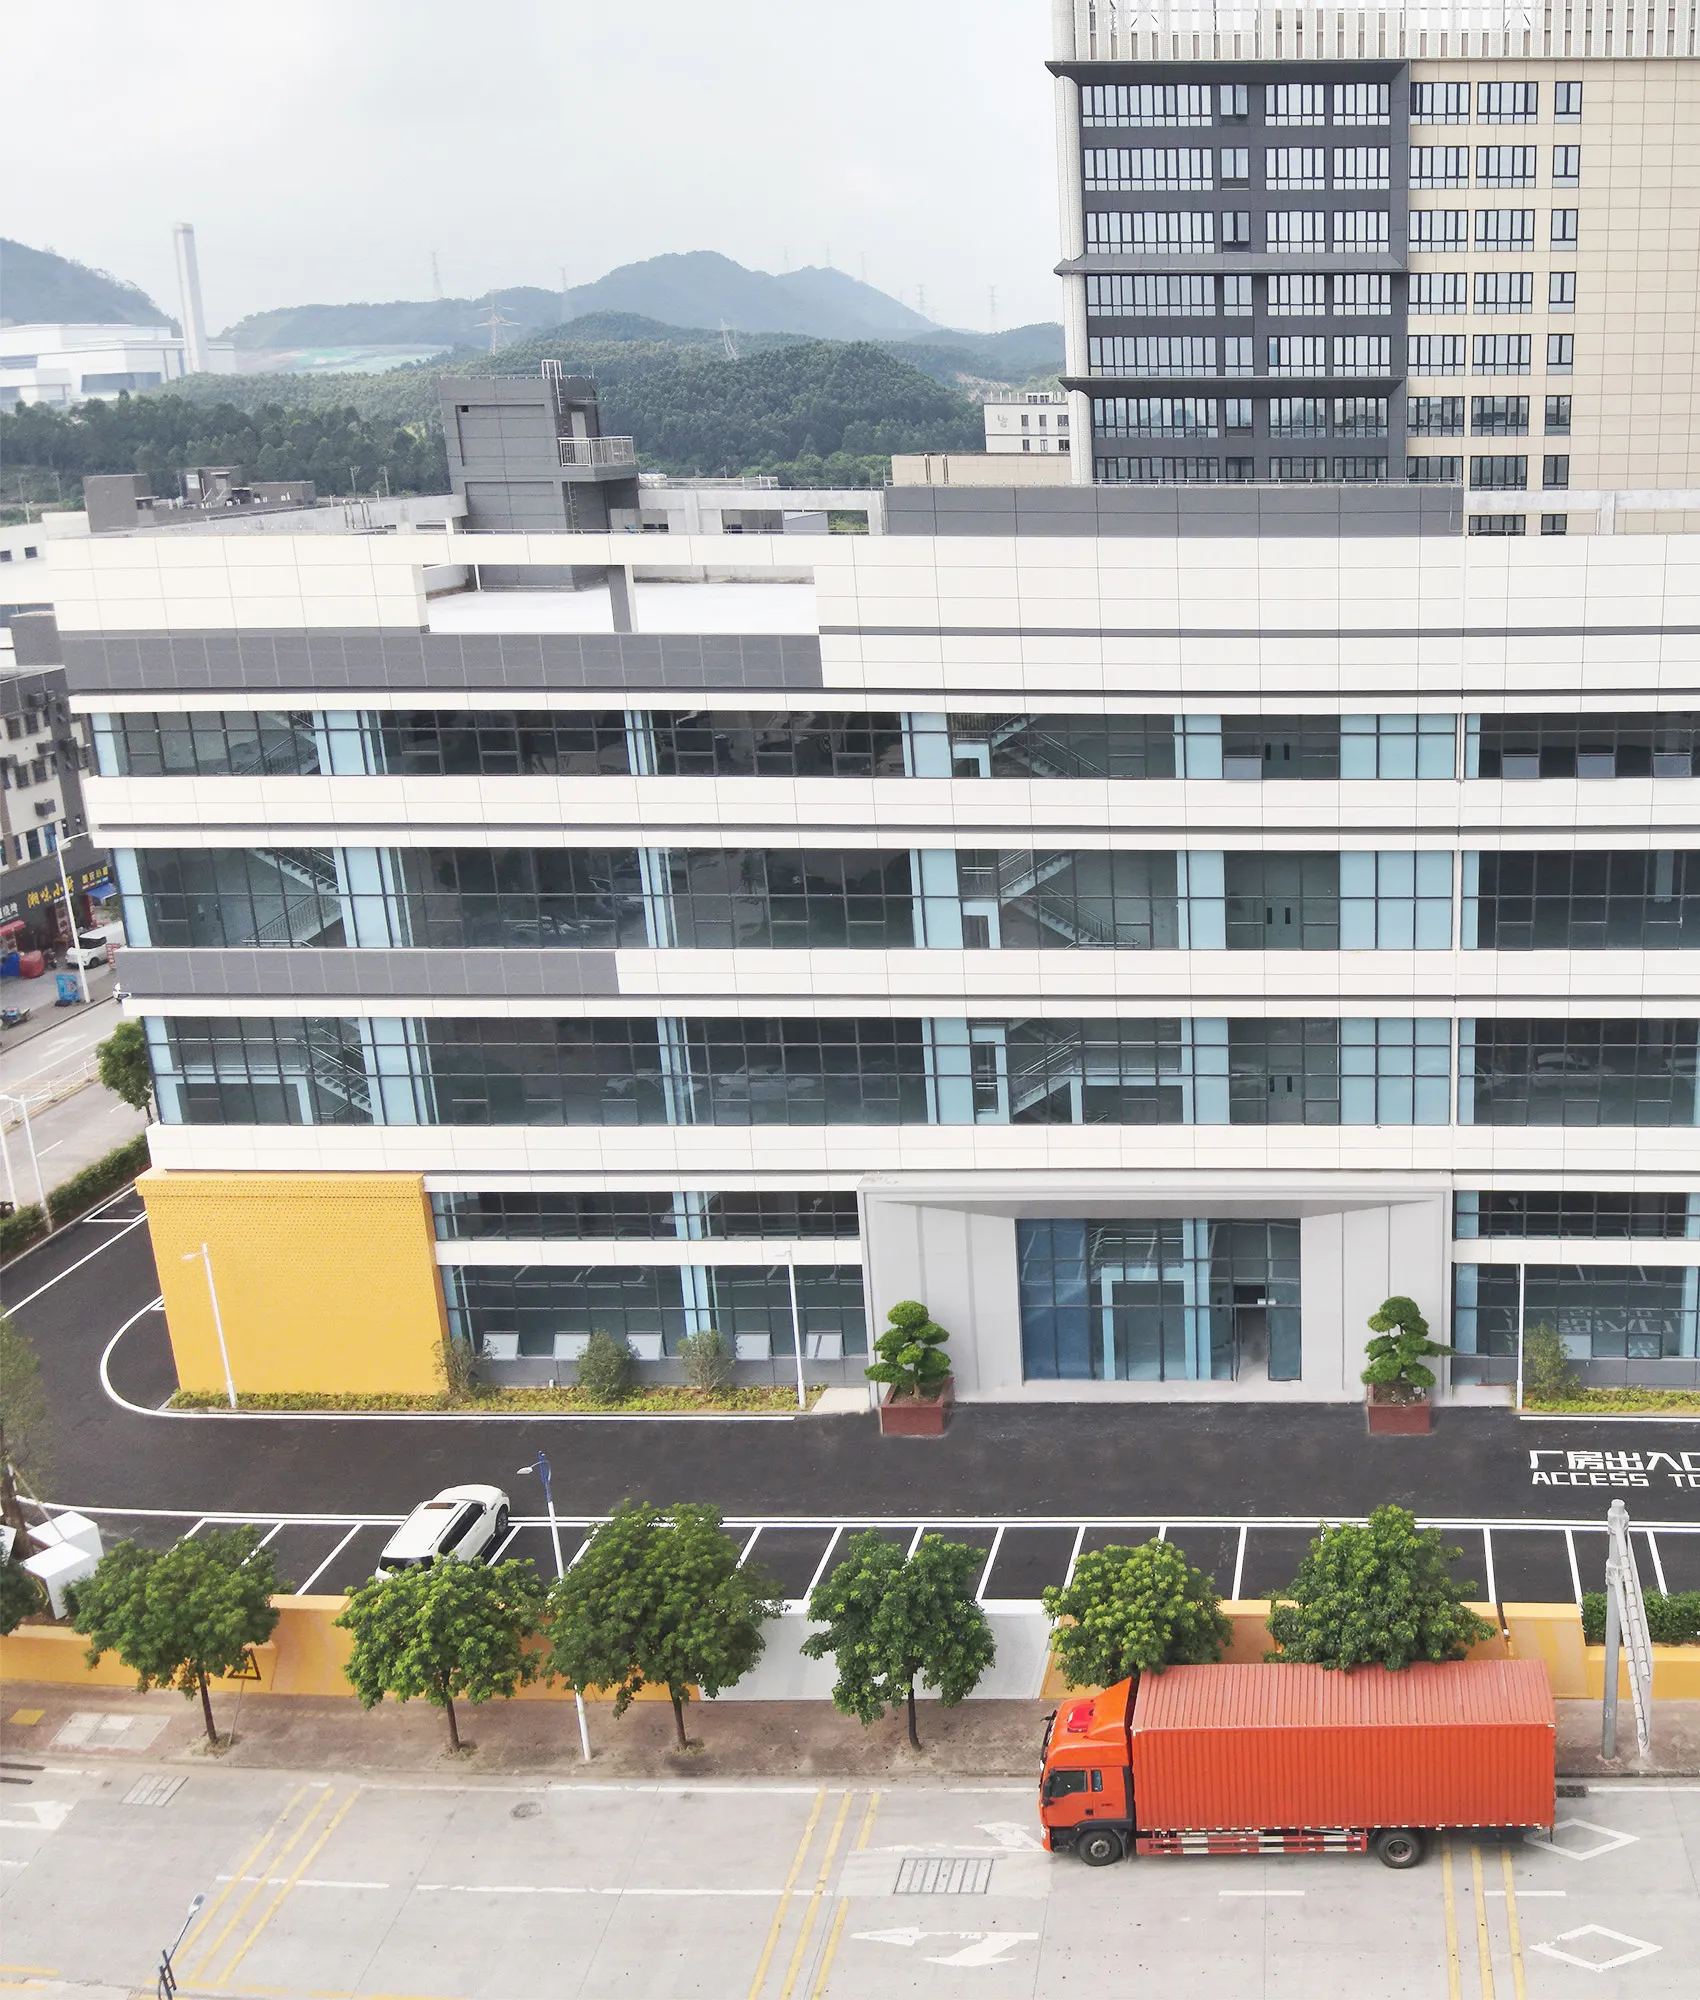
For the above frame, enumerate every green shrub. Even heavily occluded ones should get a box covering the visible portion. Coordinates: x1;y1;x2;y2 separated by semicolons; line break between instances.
0;1560;46;1634
575;1329;636;1402
436;1336;478;1405
46;1135;150;1228
1581;1589;1700;1647
677;1328;733;1397
1043;1540;1231;1688
865;1299;951;1401
1520;1322;1578;1404
0;1204;47;1262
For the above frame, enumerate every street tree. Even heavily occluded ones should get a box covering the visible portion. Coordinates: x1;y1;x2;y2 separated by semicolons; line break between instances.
0;1559;44;1635
337;1558;545;1752
545;1501;779;1750
1267;1505;1496;1671
803;1531;995;1750
70;1527;281;1744
0;1312;49;1549
96;1020;154;1116
1042;1540;1232;1690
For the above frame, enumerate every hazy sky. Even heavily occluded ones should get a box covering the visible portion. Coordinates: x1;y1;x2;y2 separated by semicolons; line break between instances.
4;0;1064;335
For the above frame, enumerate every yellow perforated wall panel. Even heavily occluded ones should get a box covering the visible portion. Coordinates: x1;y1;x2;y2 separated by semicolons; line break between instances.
139;1170;447;1395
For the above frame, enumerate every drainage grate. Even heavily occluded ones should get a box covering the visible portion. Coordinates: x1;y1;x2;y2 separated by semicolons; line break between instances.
894;1857;993;1895
123;1774;186;1807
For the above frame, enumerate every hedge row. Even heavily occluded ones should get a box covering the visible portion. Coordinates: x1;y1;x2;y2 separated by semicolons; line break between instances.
0;1133;150;1262
1580;1588;1700;1647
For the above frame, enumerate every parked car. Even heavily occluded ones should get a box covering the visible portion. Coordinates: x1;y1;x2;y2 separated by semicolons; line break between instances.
374;1484;510;1577
63;931;111;971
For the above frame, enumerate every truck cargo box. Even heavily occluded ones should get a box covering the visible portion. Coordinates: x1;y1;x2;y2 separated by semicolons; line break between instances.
1130;1661;1554;1832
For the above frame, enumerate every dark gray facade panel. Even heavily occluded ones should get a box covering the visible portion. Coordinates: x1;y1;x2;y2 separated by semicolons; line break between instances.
59;630;825;694
885;485;1460;537
117;947;621;1000
8;611;63;667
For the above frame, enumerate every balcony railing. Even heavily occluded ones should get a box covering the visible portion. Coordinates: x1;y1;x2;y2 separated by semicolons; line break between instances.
558;435;636;468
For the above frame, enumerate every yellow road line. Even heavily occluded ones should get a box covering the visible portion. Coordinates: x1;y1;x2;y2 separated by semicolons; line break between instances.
216;1787;363;1987
1441;1839;1462;2000
778;1790;855;2000
744;1787;827;2000
810;1790;881;1999
189;1788;336;1983
1500;1848;1528;2000
177;1783;317;1969
1470;1845;1496;2000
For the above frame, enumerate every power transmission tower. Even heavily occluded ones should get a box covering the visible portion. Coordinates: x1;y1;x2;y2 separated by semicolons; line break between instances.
474;300;519;353
988;286;998;331
431;251;442;300
917;284;928;321
719;320;740;360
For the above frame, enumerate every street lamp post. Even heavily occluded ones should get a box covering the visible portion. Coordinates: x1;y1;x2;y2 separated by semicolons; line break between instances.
55;842;88;1005
787;1260;806;1411
181;1244;236;1410
1514;1261;1528;1412
518;1451;590;1762
0;1092;46;1210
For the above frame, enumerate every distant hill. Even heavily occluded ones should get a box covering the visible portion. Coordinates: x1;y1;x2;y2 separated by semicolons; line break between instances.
0;238;169;327
896;322;1064;380
222;251;938;352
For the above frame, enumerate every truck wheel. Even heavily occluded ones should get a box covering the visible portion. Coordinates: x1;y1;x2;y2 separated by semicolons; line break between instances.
1375;1828;1426;1870
1077;1827;1125;1868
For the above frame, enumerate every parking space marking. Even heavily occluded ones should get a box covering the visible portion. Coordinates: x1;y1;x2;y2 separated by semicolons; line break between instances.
295;1527;363;1595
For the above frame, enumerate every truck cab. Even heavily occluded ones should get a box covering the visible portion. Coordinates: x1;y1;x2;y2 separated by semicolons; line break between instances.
1039;1684;1135;1863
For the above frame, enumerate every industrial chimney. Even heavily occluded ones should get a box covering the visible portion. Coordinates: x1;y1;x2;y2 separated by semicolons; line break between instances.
172;223;209;376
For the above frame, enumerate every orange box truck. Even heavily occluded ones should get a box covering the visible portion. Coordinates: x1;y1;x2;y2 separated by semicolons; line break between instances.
1039;1659;1555;1870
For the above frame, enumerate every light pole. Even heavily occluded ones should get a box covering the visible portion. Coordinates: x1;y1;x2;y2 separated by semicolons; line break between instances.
787;1260;806;1411
0;1092;46;1210
181;1244;236;1410
1514;1261;1528;1412
518;1451;590;1762
54;843;87;1005
157;1891;205;1998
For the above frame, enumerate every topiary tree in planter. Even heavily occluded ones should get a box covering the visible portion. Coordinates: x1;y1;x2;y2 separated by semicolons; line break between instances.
865;1299;951;1404
1361;1295;1452;1405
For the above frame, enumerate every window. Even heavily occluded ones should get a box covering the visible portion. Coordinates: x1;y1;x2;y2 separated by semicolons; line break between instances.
1221;147;1250;187
1270;397;1329;438
1340;852;1454;949
1408;396;1466;435
1411;81;1470;123
1089;274;1211;316
1542;454;1570;489
1474;270;1532;313
1555;81;1583;122
1333;396;1388;437
1088;337;1216;377
1332;210;1389;250
1084;148;1215;191
1086;210;1215;252
1541;512;1568;535
1266;82;1326;126
1333;456;1387;481
1409;209;1468;248
1221;211;1252;246
1094;397;1221;438
1333;82;1390;124
1411;146;1469;187
1467;710;1700;780
1267;335;1327;376
1334;274;1390;314
1224;399;1253;430
1471;454;1529;489
1269;456;1329;482
1081;83;1214;128
1407;456;1463;483
1465;849;1700;951
1220;83;1249;122
1268;274;1327;317
1223;336;1254;376
1410;272;1467;315
1551;208;1579;245
1546;333;1574;374
1552;145;1580;186
1548;270;1576;313
1459;1018;1698;1129
1476;145;1536;187
1267;147;1325;189
1339;713;1457;779
1408;334;1465;374
1332;335;1391;373
433;1189;861;1242
1469;513;1526;534
1225;456;1256;480
1222;274;1252;317
1096;456;1221;483
1544;394;1571;435
1045;1769;1089;1799
1454;1191;1699;1240
1454;1264;1700;1362
1266;210;1327;249
1473;334;1531;375
1476;209;1535;248
1333;147;1390;188
1478;81;1538;123
1471;395;1530;435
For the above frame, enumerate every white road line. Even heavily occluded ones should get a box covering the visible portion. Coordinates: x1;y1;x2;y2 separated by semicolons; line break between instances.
8;1211;149;1312
1063;1524;1086;1588
1231;1524;1248;1600
296;1527;366;1595
414;1883;788;1896
1487;1890;1566;1897
1564;1527;1583;1606
1646;1530;1669;1596
802;1525;844;1603
491;1524;522;1560
1219;1890;1305;1897
37;1141;64;1156
976;1524;1005;1602
1483;1524;1497;1608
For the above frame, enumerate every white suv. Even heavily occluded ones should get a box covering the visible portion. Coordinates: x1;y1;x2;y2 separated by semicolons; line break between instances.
374;1484;510;1577
63;931;111;970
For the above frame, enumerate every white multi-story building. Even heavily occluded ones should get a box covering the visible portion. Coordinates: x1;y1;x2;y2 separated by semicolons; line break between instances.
0;323;235;411
984;389;1072;454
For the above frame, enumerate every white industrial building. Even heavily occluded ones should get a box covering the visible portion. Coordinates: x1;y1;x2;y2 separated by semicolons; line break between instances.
0;323;235;410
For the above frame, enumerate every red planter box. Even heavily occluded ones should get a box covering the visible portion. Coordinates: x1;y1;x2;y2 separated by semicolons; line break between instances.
1366;1389;1433;1435
878;1377;955;1437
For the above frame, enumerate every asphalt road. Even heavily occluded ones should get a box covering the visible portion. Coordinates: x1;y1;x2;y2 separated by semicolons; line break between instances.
8;1191;1700;1602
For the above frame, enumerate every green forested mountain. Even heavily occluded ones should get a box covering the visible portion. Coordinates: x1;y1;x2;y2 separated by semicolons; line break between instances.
0;239;168;327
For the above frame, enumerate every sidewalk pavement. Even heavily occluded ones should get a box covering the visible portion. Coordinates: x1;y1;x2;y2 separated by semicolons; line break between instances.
6;1677;1697;1783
